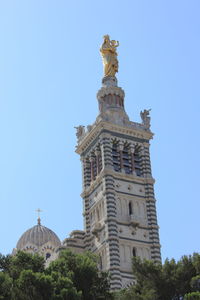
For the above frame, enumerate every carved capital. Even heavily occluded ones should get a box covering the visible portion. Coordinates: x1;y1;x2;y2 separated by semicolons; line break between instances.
89;156;95;163
118;141;124;151
129;143;136;153
95;148;101;156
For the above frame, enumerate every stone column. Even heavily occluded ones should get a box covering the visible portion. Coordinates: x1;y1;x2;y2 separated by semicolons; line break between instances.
141;143;152;178
145;182;161;262
89;156;95;182
104;174;122;290
95;149;101;175
100;134;113;170
82;157;91;188
142;143;161;262
99;134;122;289
118;141;124;172
130;144;136;175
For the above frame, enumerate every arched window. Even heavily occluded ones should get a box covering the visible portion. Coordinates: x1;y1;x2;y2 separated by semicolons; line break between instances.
112;142;120;172
96;145;102;174
98;152;102;173
84;157;91;186
92;154;97;180
132;247;136;257
134;147;142;176
128;201;133;215
46;253;51;260
122;145;131;174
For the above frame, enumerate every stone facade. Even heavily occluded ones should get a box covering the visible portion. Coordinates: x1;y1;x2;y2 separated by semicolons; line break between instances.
71;76;161;289
14;69;161;289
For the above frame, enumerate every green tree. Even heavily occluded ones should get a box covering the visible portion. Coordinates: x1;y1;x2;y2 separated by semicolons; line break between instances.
191;275;200;292
184;292;200;300
0;272;12;300
0;251;82;300
8;251;45;280
13;269;54;300
50;271;81;300
47;250;111;300
193;254;200;276
114;253;200;300
0;254;11;273
174;255;197;297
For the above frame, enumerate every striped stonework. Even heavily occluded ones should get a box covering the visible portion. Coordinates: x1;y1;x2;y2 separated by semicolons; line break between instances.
72;76;161;289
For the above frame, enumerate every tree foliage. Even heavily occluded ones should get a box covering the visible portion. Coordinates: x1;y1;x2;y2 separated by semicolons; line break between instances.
0;250;111;300
114;253;200;300
184;292;200;300
1;249;200;300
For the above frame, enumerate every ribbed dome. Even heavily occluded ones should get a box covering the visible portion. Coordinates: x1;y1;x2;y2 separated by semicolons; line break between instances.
16;221;61;250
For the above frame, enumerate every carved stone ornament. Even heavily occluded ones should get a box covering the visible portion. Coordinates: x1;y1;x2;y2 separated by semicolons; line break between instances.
74;125;85;139
140;109;151;129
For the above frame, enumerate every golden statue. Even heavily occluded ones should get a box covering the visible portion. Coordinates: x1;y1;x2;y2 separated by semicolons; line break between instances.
100;35;119;77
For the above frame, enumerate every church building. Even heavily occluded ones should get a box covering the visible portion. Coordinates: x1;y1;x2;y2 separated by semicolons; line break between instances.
14;35;161;289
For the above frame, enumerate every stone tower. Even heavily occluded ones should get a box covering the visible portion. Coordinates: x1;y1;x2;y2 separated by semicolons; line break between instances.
74;37;161;289
13;36;161;289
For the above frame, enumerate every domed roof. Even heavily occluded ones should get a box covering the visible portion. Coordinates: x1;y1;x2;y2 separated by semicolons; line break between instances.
16;218;61;250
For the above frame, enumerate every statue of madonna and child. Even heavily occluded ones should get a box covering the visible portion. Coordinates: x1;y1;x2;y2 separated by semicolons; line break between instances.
100;35;119;78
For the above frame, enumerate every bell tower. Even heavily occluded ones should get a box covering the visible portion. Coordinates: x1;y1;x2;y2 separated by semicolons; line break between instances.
75;35;161;289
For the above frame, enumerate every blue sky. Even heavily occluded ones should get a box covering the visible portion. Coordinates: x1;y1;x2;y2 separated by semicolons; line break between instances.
0;0;200;261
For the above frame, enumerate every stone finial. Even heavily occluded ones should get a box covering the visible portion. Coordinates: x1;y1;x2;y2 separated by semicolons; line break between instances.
36;208;42;225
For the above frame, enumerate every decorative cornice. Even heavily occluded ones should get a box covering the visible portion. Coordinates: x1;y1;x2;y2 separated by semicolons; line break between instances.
76;121;153;155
